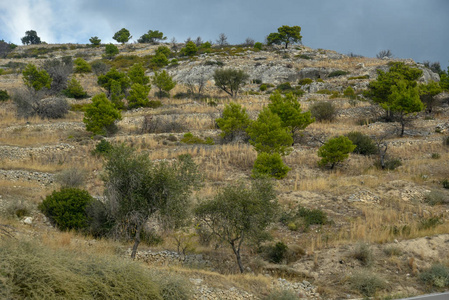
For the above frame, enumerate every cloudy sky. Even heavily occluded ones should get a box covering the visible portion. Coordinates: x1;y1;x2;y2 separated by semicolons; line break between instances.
0;0;448;68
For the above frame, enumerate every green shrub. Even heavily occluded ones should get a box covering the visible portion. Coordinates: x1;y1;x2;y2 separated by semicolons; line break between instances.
181;41;198;56
254;42;263;50
346;131;377;155
316;89;332;94
350;270;386;297
296;54;312;60
150;271;193;300
147;100;162;108
328;70;350;78
318;136;356;169
39;188;94;231
420;264;449;288
297;206;328;227
431;153;441;159
83;93;122;135
252;152;291;179
260;84;268;91
181;132;214;145
104;43;119;58
0;89;10;101
348;75;369;80
267;241;288;264
92;139;113;155
343;86;356;99
298;78;313;85
276;82;292;91
64;77;88;99
216;102;251;142
73;58;91;73
442;179;449;189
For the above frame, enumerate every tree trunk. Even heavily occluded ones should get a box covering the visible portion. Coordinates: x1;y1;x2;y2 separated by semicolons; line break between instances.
131;222;144;259
231;242;244;273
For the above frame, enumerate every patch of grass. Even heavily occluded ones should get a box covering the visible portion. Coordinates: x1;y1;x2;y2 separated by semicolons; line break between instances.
328;70;350;78
0;239;164;299
348;75;369;80
424;190;447;206
295;54;312;60
431;153;441;159
383;245;402;257
419;215;443;230
181;132;214;145
262;289;298;300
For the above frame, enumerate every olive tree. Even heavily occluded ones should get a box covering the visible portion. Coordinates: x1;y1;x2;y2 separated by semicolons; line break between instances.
103;145;201;258
195;179;277;273
213;68;249;97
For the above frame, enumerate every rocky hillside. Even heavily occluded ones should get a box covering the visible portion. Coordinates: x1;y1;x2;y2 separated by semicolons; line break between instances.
1;42;449;299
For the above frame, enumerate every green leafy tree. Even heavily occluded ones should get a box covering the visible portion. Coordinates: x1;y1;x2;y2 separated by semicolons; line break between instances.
419;81;442;113
109;80;125;109
440;66;449;90
64;77;87;99
128;63;149;85
97;67;131;97
138;30;167;43
104;43;119;59
252;152;291;179
215;102;251;141
346;131;377;156
246;107;293;155
152;70;176;98
268;91;314;140
267;25;302;49
22;64;52;91
103;145;201;258
195;179;277;273
180;41;198;56
213;68;249;97
365;62;422;121
113;28;132;44
150;53;169;67
155;45;171;57
39;188;94;231
89;36;101;46
83;93;122;135
318;136;356;169
21;30;41;45
73;58;92;73
388;80;424;136
127;83;151;109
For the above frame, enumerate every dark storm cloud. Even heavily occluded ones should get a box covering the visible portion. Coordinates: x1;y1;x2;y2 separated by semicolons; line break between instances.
1;0;447;68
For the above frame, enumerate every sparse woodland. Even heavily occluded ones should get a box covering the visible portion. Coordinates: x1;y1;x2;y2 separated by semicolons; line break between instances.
0;27;449;299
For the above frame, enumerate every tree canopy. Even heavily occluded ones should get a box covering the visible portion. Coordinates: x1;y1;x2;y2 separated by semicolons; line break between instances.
113;28;132;44
138;30;167;44
318;136;356;169
215;102;251;141
83;93;122;135
267;25;302;49
22;64;52;92
21;30;41;45
213;68;249;97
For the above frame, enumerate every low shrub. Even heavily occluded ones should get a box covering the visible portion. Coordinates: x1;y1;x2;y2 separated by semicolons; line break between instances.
346;131;377;155
443;136;449;146
64;77;87;99
39;97;70;119
296;54;312;60
375;158;402;170
310;101;336;122
0;89;10;101
420;264;449;288
73;58;92;73
92;139;113;156
142;115;186;134
298;78;313;85
419;215;443;230
150;271;193;300
181;132;214;145
147;100;162;108
352;243;373;266
348;75;369;80
55;168;87;188
280;205;328;230
424;190;447;206
90;60;110;75
267;241;288;264
349;270;386;297
442;179;449;189
277;82;292;91
328;70;350;78
260;84;267;91
383;245;402;257
39;188;94;231
431;153;441;159
5;200;31;219
252;152;291;179
253;42;263;50
343;86;356;99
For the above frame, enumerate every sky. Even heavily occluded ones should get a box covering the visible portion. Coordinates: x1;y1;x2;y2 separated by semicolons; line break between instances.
0;0;448;69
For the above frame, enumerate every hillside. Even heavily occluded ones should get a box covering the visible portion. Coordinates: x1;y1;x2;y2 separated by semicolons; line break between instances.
1;42;449;299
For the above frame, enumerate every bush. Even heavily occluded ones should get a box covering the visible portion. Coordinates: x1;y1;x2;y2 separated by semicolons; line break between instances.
104;43;119;58
5;200;31;219
73;58;92;73
0;239;164;299
147;100;162;108
343;86;356;99
442;179;449;189
297;206;328;227
180;41;198;56
350;271;386;297
64;77;87;99
420;264;449;288
276;82;292;91
0;89;10;101
92;139;113;156
346;131;377;155
42;58;73;94
39;188;94;231
298;78;313;85
181;132;214;145
419;216;443;230
318;136;356;169
443;136;449;146
83;93;122;135
150;271;193;300
55;168;87;188
352;243;373;266
267;241;288;264
252;152;291;179
141;115;186;134
328;70;350;78
39;97;70;119
375;158;402;170
254;42;263;50
260;84;267;91
424;190;447;206
90;60;110;75
215;102;251;142
310;101;336;122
